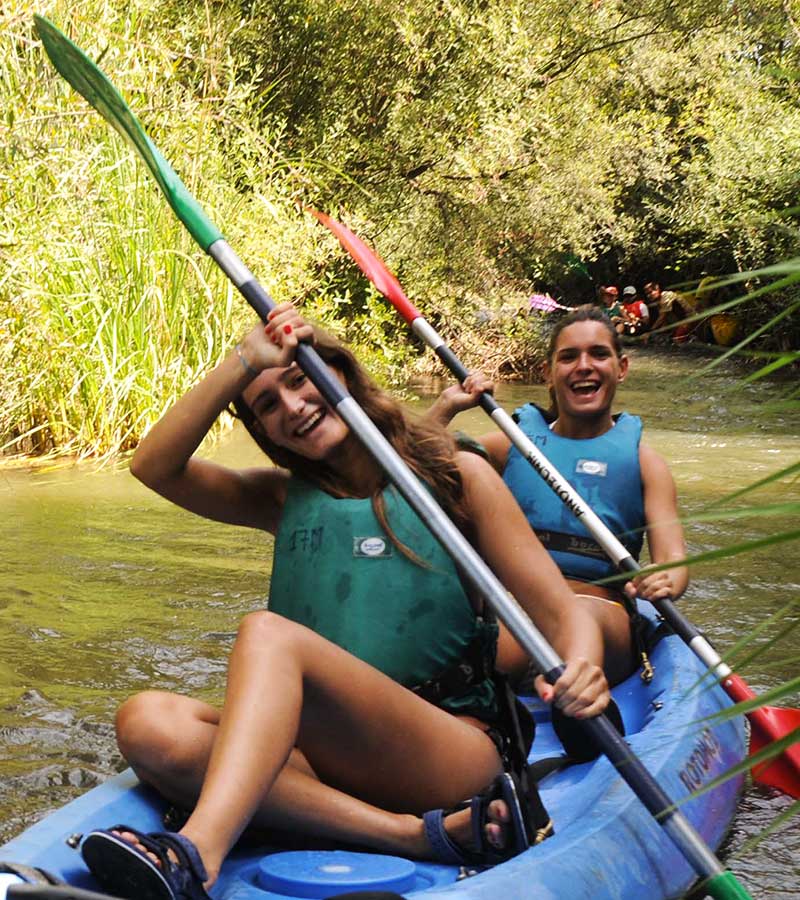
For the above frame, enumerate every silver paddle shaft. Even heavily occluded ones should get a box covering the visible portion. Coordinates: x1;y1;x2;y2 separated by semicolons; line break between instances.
207;239;563;674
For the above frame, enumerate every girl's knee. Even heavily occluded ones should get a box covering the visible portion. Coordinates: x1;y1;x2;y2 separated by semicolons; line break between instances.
116;691;188;770
237;610;309;653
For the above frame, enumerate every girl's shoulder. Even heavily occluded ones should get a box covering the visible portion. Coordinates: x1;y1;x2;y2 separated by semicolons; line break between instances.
455;446;500;477
455;450;500;495
638;442;673;482
455;449;510;508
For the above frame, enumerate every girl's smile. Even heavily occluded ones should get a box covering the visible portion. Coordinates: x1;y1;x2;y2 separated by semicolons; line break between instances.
243;363;350;459
548;320;628;431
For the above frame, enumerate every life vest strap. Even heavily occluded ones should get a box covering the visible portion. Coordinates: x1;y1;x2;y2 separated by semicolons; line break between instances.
410;629;493;706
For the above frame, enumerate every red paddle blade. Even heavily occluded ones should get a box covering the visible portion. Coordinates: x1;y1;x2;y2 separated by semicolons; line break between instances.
748;709;800;797
307;209;421;323
724;673;800;796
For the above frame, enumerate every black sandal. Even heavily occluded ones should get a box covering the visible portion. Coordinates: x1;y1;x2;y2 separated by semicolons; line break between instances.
422;771;552;868
80;826;210;900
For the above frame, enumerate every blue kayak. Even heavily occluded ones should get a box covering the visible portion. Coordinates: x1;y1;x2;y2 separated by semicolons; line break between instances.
0;611;746;900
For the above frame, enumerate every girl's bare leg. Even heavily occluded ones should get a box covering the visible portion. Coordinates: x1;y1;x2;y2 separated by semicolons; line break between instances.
116;611;503;885
120;696;475;848
575;594;636;685
497;591;634;687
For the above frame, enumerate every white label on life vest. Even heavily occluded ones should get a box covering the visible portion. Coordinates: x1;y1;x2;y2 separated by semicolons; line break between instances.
576;459;607;476
354;536;392;557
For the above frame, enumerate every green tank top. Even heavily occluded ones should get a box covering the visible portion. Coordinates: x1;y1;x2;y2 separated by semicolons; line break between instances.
268;478;497;718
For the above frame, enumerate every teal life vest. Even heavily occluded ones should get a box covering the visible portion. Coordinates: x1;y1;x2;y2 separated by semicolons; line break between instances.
268;478;498;718
502;405;645;583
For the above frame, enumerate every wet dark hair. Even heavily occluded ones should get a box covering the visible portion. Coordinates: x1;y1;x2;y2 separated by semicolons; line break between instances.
545;304;624;415
232;325;469;558
547;303;623;359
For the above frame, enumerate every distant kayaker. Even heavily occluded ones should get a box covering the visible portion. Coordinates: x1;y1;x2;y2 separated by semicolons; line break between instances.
597;284;624;332
427;303;689;690
620;285;650;336
80;303;616;900
643;281;697;344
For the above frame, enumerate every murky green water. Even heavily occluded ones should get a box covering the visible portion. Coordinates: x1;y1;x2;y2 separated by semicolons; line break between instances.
1;346;798;895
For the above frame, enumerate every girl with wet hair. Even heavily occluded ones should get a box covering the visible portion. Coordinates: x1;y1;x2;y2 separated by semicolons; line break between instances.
428;303;688;691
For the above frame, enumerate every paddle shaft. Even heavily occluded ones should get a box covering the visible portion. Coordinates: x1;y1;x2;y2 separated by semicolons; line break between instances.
34;19;751;896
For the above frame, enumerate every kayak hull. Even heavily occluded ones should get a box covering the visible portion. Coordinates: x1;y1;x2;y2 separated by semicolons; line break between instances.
0;613;747;900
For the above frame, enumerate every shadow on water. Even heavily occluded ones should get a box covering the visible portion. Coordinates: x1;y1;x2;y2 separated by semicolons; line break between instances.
0;346;798;894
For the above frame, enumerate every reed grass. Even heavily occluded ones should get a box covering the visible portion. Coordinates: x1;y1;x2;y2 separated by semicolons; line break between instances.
0;1;356;460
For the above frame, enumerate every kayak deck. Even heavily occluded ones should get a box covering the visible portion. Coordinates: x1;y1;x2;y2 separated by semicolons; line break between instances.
1;618;746;899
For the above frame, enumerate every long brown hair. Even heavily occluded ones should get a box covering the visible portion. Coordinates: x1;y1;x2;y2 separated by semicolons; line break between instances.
546;304;623;416
232;326;469;556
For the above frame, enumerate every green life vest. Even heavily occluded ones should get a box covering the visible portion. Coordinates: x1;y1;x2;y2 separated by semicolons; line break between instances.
268;477;497;718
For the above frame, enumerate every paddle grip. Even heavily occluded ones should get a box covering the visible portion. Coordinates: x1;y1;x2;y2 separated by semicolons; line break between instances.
618;556;706;646
651;597;703;645
433;345;502;417
296;343;348;407
234;275;348;408
434;345;468;381
236;277;275;322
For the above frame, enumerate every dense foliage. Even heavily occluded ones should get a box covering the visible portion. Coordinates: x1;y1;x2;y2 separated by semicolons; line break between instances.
2;0;800;456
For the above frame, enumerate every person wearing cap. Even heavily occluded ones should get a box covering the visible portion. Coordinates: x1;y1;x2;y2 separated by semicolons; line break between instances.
620;286;649;336
597;285;624;330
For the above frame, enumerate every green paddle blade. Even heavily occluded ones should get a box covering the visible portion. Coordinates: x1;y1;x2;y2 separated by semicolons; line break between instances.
34;15;222;251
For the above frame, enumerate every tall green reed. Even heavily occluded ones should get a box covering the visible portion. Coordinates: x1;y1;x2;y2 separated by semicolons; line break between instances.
0;1;329;460
2;135;235;458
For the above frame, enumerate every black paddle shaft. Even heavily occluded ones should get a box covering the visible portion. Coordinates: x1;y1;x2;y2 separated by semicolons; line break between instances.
230;260;349;409
434;345;503;418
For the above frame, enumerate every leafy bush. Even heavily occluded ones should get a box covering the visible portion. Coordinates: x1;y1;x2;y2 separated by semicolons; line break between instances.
3;0;800;458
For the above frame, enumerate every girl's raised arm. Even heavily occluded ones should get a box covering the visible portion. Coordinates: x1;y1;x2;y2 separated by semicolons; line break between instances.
424;374;511;473
129;305;312;534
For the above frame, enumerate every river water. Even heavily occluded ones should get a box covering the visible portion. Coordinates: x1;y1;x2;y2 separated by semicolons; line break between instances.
1;346;798;896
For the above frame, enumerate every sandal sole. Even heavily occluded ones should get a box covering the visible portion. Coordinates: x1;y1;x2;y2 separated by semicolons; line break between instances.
497;772;529;855
81;830;174;900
